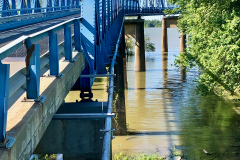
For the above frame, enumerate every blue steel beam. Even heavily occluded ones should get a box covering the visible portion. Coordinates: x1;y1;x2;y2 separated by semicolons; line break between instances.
0;62;9;143
11;0;17;15
2;0;11;17
64;24;73;61
25;41;41;99
80;0;96;89
47;0;53;12
34;0;41;13
74;19;81;51
54;0;59;11
61;0;65;10
49;30;60;76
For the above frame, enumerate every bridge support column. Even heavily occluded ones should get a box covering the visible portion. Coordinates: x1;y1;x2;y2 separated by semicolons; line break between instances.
135;19;145;72
180;31;186;53
112;29;127;135
161;17;168;52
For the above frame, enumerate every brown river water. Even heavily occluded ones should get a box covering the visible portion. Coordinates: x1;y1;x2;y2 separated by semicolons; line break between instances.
65;28;240;159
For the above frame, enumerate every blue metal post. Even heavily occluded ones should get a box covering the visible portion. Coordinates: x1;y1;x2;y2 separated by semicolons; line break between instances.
126;0;128;13
160;0;164;9
107;0;110;28
54;0;59;10
34;0;41;13
74;19;81;51
2;0;11;17
20;0;27;14
11;0;17;15
27;0;31;13
64;24;73;61
61;0;65;10
49;31;60;76
102;0;106;39
71;0;74;8
25;42;40;99
47;0;53;12
67;0;70;9
0;62;9;143
110;0;113;24
76;0;79;8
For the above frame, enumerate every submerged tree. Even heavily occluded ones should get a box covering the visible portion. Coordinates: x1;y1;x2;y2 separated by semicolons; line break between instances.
145;34;155;52
125;34;155;59
166;0;240;96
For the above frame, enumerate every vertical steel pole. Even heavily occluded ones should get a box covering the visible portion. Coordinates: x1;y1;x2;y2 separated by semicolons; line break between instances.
64;24;73;61
25;42;41;99
76;0;79;8
0;62;9;143
11;0;17;15
61;0;65;10
74;19;81;51
49;31;60;76
47;0;53;12
67;0;70;9
27;0;31;13
102;0;106;39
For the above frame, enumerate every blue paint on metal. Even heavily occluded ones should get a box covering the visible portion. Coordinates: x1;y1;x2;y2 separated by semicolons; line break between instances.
25;42;41;99
64;24;73;61
49;30;60;76
27;0;31;13
0;62;9;142
61;0;66;10
20;0;27;14
0;9;80;31
47;0;53;12
74;19;81;51
11;0;17;15
34;0;41;13
2;0;11;17
67;0;70;9
54;0;59;11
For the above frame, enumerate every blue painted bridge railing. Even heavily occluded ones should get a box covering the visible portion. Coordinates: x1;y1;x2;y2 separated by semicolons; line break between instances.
0;0;81;31
0;16;82;144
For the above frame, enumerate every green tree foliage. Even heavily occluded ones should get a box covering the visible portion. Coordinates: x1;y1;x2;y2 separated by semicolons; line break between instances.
125;34;155;55
167;0;240;96
144;19;162;28
125;38;135;56
145;34;155;52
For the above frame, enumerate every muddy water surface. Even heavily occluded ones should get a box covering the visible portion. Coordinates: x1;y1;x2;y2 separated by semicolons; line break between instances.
67;27;240;159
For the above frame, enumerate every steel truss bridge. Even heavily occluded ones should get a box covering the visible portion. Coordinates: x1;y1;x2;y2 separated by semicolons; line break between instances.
0;0;177;159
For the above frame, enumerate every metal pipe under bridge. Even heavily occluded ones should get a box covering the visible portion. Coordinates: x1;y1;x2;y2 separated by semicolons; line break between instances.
0;0;178;159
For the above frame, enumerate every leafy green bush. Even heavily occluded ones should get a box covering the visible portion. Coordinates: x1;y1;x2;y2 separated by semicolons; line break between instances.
144;20;162;28
167;0;240;96
125;34;155;56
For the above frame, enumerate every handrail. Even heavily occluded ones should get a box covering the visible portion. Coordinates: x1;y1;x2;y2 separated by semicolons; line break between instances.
0;6;80;13
0;16;82;60
102;16;125;160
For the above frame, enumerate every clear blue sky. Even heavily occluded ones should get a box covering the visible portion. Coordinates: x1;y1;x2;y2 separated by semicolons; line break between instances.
142;15;163;20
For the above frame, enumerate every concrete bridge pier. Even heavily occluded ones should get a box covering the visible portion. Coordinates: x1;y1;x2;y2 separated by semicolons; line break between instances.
124;19;146;72
161;17;168;52
134;19;146;72
161;17;187;53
